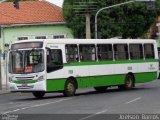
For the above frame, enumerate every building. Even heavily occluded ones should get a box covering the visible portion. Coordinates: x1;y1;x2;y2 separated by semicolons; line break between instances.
0;1;73;86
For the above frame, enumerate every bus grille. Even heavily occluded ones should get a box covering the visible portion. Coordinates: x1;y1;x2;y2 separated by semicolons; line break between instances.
17;85;34;89
15;76;34;80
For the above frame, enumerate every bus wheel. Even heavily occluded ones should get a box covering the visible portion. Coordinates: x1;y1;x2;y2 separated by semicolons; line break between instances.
32;91;45;99
118;74;134;90
94;86;107;92
63;79;76;97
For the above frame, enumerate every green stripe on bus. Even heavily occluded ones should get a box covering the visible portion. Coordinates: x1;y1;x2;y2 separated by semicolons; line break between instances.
46;72;157;91
135;72;157;83
64;59;158;67
13;80;38;84
47;79;66;91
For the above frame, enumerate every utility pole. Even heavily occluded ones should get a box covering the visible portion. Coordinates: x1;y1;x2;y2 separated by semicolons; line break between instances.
85;12;91;39
74;0;97;39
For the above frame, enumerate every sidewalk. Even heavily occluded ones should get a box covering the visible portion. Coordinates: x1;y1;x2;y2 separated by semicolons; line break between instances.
0;85;10;95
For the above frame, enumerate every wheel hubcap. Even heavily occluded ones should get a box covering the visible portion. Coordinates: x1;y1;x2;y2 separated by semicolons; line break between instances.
67;83;74;93
126;78;132;87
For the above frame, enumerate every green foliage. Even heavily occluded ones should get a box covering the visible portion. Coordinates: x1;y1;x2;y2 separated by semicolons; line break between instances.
63;0;160;39
63;0;86;38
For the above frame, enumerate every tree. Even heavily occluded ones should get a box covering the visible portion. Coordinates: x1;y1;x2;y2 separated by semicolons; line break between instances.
63;0;160;39
63;0;86;38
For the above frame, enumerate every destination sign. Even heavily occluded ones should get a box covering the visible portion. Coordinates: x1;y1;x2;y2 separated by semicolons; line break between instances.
11;42;43;50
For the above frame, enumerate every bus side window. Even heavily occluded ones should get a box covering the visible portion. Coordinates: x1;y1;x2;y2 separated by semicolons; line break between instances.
79;44;96;62
144;44;155;59
114;44;129;60
97;44;113;61
129;44;143;60
47;49;63;73
65;44;78;62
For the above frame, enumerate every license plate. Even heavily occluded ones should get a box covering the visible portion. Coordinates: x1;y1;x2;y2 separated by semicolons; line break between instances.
22;84;28;87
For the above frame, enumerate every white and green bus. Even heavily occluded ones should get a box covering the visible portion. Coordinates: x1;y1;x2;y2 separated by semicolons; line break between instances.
8;39;159;98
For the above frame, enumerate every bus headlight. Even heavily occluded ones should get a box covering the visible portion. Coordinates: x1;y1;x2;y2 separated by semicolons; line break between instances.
37;75;44;82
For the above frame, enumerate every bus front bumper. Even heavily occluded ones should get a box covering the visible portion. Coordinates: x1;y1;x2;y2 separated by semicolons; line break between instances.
8;81;46;92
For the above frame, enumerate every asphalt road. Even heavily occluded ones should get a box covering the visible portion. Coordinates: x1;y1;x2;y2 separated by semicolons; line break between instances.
0;80;160;120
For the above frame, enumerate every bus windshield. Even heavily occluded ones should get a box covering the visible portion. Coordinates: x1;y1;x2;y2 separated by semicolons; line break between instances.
9;49;44;74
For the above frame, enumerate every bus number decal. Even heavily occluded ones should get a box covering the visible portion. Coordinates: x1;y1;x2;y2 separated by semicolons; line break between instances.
68;70;73;74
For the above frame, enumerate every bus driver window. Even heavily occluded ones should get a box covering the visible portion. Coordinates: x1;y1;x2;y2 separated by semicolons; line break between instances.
47;49;63;73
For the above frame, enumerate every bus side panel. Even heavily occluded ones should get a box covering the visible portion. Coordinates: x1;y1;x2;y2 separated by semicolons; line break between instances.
46;69;65;91
76;77;90;88
76;75;125;88
88;64;124;87
90;74;125;87
134;72;157;83
47;79;66;91
135;62;158;83
63;65;90;88
45;61;158;91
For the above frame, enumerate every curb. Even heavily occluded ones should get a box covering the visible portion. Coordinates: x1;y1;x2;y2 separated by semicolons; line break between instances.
0;89;11;95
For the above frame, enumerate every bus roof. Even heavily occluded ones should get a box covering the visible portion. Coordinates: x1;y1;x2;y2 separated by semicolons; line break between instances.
12;39;156;45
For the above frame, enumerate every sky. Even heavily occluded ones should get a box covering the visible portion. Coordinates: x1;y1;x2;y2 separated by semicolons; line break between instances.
46;0;64;7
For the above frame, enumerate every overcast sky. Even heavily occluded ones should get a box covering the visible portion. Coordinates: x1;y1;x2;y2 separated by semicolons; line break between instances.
46;0;64;7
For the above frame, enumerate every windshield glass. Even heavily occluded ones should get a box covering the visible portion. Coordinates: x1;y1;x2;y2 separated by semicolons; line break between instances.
9;49;44;74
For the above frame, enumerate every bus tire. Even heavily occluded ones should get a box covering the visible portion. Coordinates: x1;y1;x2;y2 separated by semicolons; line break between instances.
94;86;107;92
118;74;134;90
63;79;76;97
32;91;45;99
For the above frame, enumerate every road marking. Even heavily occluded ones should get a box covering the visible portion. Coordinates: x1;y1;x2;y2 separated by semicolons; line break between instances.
125;97;141;104
2;98;71;114
79;108;109;120
8;102;34;109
